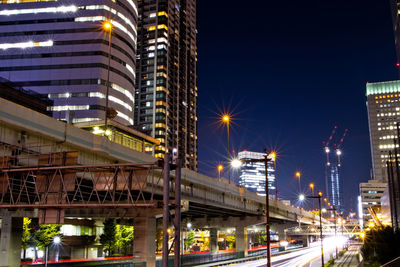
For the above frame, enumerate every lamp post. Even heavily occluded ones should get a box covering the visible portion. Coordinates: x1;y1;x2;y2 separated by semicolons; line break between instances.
231;150;274;267
299;192;324;267
218;164;223;181
296;172;301;193
310;183;314;210
222;114;231;182
103;21;112;130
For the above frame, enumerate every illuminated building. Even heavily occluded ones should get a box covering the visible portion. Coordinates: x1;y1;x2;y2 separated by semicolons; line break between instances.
0;0;138;125
359;179;387;227
134;0;198;170
76;119;159;154
366;80;400;182
237;150;276;197
327;164;344;213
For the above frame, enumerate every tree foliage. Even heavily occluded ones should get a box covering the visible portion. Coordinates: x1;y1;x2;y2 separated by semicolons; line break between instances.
184;230;195;250
361;226;400;265
100;219;116;256
33;224;61;250
22;218;32;251
115;225;134;255
226;236;236;249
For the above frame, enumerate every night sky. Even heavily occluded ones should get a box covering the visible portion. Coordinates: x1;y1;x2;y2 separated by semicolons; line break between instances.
196;0;399;213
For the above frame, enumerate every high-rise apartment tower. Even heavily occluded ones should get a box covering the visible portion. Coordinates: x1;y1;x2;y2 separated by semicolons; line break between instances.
0;0;138;125
135;0;198;170
366;80;400;182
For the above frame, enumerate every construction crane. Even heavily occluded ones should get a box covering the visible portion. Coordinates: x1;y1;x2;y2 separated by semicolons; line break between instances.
335;129;349;166
323;125;338;166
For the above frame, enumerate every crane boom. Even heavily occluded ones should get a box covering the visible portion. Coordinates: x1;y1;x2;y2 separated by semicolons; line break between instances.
336;129;349;166
324;125;338;165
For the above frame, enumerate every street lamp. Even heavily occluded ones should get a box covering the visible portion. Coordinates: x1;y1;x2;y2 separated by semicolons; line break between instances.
231;150;274;267
299;192;324;267
221;114;231;182
296;172;301;193
218;164;223;180
103;20;113;130
310;183;314;209
230;158;242;169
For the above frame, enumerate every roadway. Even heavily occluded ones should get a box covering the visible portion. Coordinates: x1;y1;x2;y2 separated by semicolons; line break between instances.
230;237;349;267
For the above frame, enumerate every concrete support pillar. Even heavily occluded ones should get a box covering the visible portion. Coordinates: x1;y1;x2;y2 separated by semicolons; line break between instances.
235;226;248;258
301;235;310;247
133;216;156;267
0;216;23;267
209;228;218;254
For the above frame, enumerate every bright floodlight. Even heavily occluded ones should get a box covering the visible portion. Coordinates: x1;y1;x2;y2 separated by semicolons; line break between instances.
336;150;342;156
187;222;192;229
299;194;305;201
231;159;242;168
218;164;223;171
53;236;61;244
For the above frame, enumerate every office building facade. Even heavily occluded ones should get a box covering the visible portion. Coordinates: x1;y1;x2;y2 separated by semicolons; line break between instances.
366;80;400;182
238;150;276;196
359;179;387;227
0;0;137;125
135;0;198;170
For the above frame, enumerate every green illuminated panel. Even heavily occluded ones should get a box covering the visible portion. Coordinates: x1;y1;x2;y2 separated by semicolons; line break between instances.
366;80;400;96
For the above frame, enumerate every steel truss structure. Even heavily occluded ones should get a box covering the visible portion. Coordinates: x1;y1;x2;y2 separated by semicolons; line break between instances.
0;140;183;266
285;223;362;236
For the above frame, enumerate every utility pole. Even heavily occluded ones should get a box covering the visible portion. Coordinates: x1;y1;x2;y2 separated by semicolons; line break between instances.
174;158;182;267
162;153;171;267
238;151;272;267
264;153;272;267
318;194;324;267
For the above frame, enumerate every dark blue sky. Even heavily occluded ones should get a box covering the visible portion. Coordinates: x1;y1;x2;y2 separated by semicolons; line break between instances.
196;0;399;212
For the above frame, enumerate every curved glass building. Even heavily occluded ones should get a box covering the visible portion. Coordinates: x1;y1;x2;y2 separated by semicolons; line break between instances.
0;0;138;125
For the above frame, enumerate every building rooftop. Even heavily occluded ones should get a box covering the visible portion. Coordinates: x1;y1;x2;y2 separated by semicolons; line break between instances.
366;80;400;96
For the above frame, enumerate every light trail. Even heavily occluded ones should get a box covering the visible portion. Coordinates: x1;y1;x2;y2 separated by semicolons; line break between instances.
232;237;349;267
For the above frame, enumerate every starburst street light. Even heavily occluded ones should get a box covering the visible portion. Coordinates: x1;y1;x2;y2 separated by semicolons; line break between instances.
217;164;223;180
230;158;242;168
102;20;113;131
221;113;232;182
296;171;301;193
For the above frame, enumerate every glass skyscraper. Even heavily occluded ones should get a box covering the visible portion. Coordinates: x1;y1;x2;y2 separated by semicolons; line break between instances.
238;150;276;197
0;0;138;125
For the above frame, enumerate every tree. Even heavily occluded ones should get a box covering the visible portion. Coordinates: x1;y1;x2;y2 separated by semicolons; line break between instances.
184;230;195;251
32;224;60;264
115;225;134;255
100;219;116;256
226;236;236;249
33;224;61;250
156;228;163;253
21;218;32;259
361;226;400;265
